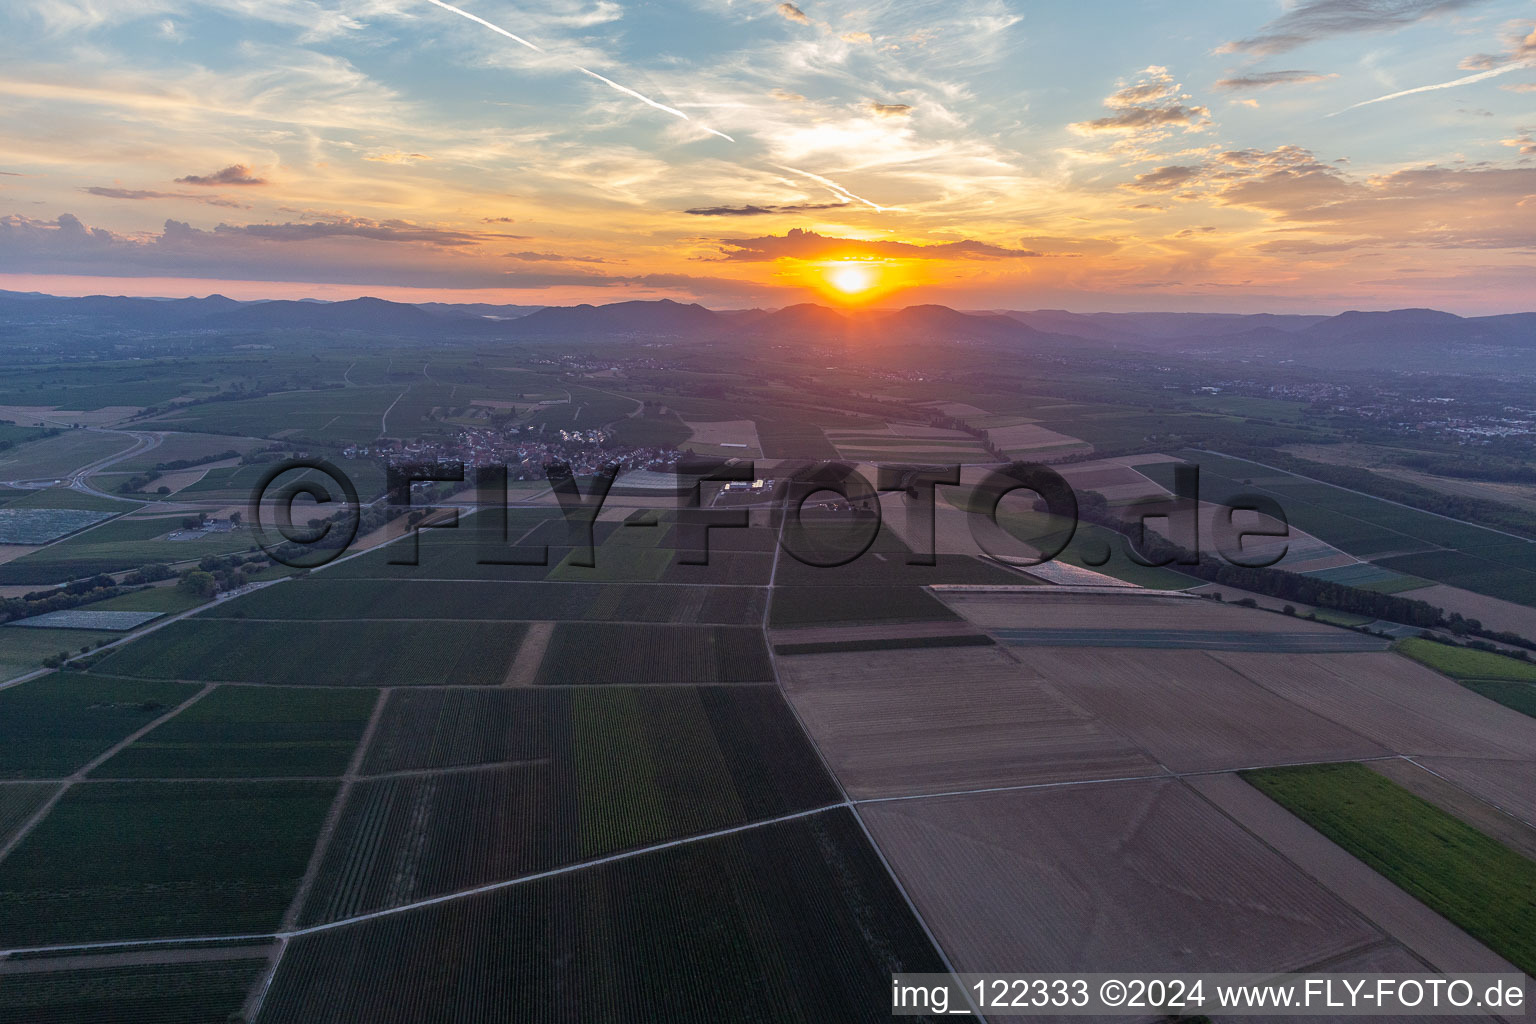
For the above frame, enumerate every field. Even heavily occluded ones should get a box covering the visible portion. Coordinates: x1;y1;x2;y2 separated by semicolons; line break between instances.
6;609;162;631
303;685;837;922
0;783;58;847
0;514;258;585
778;645;1158;798
0;627;122;680
263;809;948;1023
87;620;530;686
1016;648;1387;771
861;779;1377;974
534;623;772;684
0;779;336;945
92;686;379;778
1211;651;1536;759
201;577;767;625
768;584;959;628
1245;763;1536;974
0;674;200;777
0;506;117;545
0;431;135;483
0;955;271;1024
1392;636;1536;683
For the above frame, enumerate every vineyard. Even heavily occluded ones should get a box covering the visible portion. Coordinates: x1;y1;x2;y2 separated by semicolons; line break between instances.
87;620;530;685
0;953;270;1024
91;685;379;778
197;578;768;626
0;673;199;778
534;624;773;684
299;684;840;923
0;780;336;945
262;810;948;1023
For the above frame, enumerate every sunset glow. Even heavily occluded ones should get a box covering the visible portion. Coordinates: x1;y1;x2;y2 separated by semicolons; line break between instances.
0;2;1531;312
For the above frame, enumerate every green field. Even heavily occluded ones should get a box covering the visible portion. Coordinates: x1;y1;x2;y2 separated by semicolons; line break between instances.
88;619;530;686
0;431;137;482
87;585;208;615
264;809;948;1023
0;627;123;680
0;779;336;945
302;685;839;923
0;956;270;1024
0;673;199;777
1393;637;1536;682
0;514;257;585
0;782;59;847
92;685;378;778
535;623;772;684
1245;763;1536;975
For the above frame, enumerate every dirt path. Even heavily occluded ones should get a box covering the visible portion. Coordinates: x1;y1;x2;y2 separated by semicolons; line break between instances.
504;621;553;685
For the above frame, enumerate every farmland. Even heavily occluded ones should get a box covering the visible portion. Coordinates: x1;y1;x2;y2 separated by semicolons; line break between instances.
861;779;1377;974
0;954;271;1024
87;619;530;685
0;513;258;585
1245;763;1536;974
0;779;336;944
304;686;837;922
0;674;200;777
0;507;117;545
0;783;58;847
197;577;767;625
533;623;772;684
92;685;378;778
264;809;948;1023
0;627;123;680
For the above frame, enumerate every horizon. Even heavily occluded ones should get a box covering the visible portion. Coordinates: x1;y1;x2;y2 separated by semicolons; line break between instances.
5;285;1535;319
2;1;1533;315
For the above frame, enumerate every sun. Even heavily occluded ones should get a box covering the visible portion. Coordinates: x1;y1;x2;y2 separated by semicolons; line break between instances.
825;262;876;295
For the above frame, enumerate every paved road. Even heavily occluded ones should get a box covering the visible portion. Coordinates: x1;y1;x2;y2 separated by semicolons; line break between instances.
993;627;1390;652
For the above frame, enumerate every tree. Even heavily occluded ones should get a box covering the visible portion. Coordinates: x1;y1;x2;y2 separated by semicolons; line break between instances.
229;510;242;526
177;570;217;598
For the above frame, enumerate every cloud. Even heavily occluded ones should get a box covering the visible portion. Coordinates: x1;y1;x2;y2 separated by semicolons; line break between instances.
481;217;516;223
1069;67;1209;140
1123;165;1205;192
175;163;266;186
504;250;612;263
712;227;1047;261
1504;129;1536;155
683;202;849;216
841;31;872;44
1220;0;1488;56
775;3;809;25
1333;61;1530;114
362;151;431;163
1460;21;1536;69
1215;70;1335;90
222;217;508;246
80;186;250;208
869;102;912;117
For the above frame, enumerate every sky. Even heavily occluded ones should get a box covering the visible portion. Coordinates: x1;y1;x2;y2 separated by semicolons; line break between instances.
0;0;1533;313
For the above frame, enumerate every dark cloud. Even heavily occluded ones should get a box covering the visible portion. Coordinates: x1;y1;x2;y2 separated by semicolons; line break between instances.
1221;0;1488;56
1215;70;1334;90
0;212;780;296
776;2;809;24
869;102;913;117
684;201;849;216
222;218;502;246
712;227;1046;262
504;251;613;263
81;186;249;209
481;216;516;223
175;164;267;186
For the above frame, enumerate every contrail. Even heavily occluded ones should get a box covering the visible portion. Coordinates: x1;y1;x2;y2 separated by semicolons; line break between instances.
422;0;733;141
1330;61;1527;114
780;166;889;212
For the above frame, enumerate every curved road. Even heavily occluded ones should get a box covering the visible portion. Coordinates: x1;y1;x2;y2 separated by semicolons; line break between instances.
2;427;163;502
